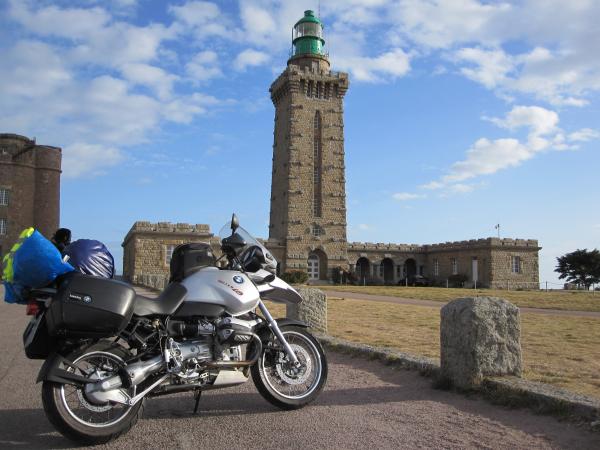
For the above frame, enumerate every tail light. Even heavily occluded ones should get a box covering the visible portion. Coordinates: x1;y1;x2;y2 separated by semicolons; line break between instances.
26;300;40;316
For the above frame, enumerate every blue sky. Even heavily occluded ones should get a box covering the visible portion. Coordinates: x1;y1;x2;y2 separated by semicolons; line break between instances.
1;0;599;285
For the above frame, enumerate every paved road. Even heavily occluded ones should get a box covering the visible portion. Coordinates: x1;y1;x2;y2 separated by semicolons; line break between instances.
1;295;599;449
323;289;600;318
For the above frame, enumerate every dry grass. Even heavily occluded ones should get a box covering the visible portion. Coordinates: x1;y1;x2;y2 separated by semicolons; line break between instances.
320;285;600;312
264;298;600;400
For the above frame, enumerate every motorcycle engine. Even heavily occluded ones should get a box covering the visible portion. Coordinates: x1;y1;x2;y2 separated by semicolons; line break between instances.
165;338;212;381
216;317;254;344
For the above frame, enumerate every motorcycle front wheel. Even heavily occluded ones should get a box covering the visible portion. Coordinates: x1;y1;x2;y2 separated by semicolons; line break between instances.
41;341;144;445
251;326;327;410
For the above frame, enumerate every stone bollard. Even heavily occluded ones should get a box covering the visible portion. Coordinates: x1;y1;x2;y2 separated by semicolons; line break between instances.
440;297;522;389
287;287;327;333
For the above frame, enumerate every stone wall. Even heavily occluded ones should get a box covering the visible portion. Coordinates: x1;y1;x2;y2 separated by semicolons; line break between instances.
0;134;61;261
122;221;219;286
286;287;327;333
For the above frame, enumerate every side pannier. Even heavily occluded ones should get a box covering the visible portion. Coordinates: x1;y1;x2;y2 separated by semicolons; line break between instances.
46;273;135;338
169;243;216;282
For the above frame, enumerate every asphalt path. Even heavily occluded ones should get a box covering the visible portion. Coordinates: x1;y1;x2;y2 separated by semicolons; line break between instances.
1;290;599;449
323;289;600;318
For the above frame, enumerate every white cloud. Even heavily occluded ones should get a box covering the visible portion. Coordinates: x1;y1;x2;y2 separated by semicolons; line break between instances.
390;0;512;49
162;93;223;124
121;63;178;100
62;143;123;178
335;48;411;82
186;51;223;82
568;128;600;142
422;105;599;189
487;105;559;136
455;47;513;89
392;192;425;201
386;0;600;105
233;49;270;71
8;1;112;40
240;4;277;36
443;138;531;183
1;1;229;178
420;181;443;190
358;224;371;230
169;1;237;40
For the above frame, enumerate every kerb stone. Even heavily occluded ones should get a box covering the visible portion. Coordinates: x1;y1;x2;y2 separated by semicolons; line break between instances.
440;296;522;389
286;287;327;333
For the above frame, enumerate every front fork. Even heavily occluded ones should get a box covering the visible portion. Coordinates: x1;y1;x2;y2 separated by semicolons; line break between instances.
257;300;300;365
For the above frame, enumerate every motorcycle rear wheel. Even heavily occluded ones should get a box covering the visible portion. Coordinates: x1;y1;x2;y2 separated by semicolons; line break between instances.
42;341;144;445
251;326;327;410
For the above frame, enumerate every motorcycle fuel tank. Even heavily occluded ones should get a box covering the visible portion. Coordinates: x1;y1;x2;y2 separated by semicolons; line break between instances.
180;267;260;316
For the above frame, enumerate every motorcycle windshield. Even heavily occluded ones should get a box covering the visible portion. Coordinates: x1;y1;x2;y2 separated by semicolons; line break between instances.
218;222;277;268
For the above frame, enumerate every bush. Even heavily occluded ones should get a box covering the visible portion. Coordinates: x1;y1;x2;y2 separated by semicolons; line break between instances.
331;266;354;284
281;270;308;284
448;274;468;288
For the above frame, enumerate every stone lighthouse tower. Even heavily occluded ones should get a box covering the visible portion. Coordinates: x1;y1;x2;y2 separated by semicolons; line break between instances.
268;10;349;281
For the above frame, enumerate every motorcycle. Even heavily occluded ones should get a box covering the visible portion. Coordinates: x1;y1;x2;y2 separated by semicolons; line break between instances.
22;214;327;444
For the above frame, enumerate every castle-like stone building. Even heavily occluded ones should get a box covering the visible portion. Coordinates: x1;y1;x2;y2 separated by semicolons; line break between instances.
123;11;540;290
0;134;62;258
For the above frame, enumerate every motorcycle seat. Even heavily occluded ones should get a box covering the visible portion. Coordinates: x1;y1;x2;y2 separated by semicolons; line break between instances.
133;282;187;316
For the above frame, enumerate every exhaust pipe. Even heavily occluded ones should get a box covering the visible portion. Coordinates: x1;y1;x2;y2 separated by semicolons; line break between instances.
205;334;262;369
96;355;165;392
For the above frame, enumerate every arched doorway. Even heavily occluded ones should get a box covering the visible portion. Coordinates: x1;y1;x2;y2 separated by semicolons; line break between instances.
356;257;370;283
404;258;417;280
307;249;328;281
382;258;394;284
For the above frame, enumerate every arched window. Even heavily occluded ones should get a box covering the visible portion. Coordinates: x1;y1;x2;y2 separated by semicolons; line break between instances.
313;111;322;217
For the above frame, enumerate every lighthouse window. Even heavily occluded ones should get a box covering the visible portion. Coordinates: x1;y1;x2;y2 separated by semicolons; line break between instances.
313;111;322;217
0;188;8;206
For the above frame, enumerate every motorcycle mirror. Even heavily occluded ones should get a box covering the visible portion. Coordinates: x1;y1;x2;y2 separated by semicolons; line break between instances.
230;213;239;233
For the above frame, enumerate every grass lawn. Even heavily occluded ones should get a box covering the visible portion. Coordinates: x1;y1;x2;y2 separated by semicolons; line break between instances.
264;298;600;399
320;285;600;312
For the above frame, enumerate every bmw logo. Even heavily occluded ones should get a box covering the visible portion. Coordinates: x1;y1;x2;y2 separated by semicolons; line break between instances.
233;275;244;284
83;295;92;304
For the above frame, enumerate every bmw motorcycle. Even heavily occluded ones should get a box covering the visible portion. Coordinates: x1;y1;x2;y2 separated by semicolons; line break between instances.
22;214;327;444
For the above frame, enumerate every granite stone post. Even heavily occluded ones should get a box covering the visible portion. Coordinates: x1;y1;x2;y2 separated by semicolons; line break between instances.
287;287;327;333
440;297;522;389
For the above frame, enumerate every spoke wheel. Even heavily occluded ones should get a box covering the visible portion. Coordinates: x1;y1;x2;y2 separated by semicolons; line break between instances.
59;351;131;428
252;326;327;410
42;341;145;445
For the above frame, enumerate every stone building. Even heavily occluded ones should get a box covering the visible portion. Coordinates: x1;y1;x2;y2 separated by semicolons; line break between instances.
123;10;540;290
122;221;220;290
0;133;61;259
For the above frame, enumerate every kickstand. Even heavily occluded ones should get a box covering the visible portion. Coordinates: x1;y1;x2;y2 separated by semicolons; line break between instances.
193;389;202;414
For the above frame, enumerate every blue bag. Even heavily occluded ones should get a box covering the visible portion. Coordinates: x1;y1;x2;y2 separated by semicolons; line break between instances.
3;229;74;304
64;239;115;279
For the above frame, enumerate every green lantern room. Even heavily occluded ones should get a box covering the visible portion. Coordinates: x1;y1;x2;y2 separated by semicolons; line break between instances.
289;10;330;72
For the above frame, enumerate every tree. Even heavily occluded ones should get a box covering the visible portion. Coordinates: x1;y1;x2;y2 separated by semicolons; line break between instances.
555;249;600;290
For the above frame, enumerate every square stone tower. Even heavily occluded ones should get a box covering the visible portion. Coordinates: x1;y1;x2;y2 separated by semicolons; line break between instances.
268;10;349;281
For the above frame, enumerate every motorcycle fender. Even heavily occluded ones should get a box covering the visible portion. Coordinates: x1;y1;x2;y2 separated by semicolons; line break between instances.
36;353;89;386
273;318;308;329
254;318;308;337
